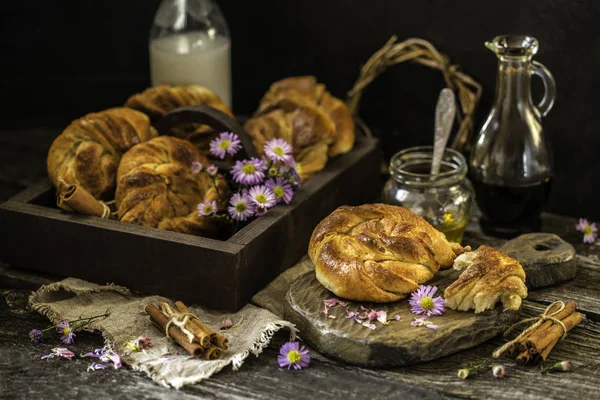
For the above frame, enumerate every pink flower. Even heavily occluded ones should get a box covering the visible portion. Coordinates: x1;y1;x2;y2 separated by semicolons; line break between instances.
323;298;348;307
206;164;219;177
190;161;204;174
576;218;598;244
41;347;75;360
231;158;267;185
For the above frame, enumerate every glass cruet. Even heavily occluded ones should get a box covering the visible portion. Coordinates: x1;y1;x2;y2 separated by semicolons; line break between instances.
149;0;232;107
470;35;556;238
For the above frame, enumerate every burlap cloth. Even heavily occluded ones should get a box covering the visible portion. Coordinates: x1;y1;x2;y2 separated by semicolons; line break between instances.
28;256;315;389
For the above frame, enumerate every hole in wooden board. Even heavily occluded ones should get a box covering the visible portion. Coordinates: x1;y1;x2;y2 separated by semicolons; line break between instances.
534;244;552;251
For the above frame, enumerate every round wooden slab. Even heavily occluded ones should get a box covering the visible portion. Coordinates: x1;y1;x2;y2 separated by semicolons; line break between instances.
500;233;577;289
284;270;519;367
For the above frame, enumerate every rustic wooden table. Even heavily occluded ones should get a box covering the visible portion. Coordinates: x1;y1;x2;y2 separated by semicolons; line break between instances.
1;127;599;399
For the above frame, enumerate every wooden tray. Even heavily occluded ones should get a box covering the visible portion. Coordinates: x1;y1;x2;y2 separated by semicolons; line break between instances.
0;108;382;311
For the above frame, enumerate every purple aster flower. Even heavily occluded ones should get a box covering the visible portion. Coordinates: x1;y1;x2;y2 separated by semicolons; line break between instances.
56;320;76;344
190;161;204;174
409;285;445;316
197;200;217;217
394;314;401;321
41;347;75;360
492;365;506;378
248;185;276;209
231;158;267;185
264;138;293;163
576;218;598;243
277;341;310;370
206;164;219;177
87;362;107;372
265;177;294;204
228;192;256;221
29;329;44;343
209;132;242;159
457;368;470;379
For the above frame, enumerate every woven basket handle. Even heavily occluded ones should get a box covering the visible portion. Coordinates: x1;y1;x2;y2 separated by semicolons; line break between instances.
155;105;259;159
345;36;482;152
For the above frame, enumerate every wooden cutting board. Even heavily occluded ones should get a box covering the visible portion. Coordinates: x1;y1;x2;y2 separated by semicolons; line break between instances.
284;233;576;367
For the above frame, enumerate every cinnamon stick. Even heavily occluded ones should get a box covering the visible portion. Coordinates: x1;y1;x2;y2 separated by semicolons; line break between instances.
519;301;577;353
203;345;222;360
56;183;111;218
212;334;229;351
160;302;212;348
174;301;230;351
174;301;216;346
525;312;583;356
145;304;205;357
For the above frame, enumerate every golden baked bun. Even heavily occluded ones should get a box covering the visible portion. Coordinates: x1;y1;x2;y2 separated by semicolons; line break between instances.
308;204;469;302
244;76;355;180
47;107;157;200
257;76;354;156
115;136;228;237
124;84;232;122
444;245;528;313
243;106;335;180
124;84;234;152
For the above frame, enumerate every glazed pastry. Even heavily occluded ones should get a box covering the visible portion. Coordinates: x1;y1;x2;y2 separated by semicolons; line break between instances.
124;84;232;122
308;204;469;302
244;76;355;180
444;245;528;313
243;106;334;179
47;107;157;200
124;84;233;152
115;136;228;237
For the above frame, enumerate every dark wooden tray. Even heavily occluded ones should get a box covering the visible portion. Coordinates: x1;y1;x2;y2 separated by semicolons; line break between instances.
0;111;382;310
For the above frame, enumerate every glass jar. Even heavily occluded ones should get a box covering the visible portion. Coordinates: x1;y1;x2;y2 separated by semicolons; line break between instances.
382;146;474;243
149;0;232;107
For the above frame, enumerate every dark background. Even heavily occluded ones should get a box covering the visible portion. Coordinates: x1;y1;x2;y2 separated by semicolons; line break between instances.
1;0;598;219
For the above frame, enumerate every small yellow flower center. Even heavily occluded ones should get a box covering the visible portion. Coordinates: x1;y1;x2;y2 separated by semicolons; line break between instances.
273;186;284;198
219;140;231;150
63;327;70;336
420;297;434;311
273;146;285;156
442;212;455;224
203;205;214;214
242;164;256;174
255;194;267;204
287;350;301;364
584;225;593;235
235;202;247;213
269;167;278;176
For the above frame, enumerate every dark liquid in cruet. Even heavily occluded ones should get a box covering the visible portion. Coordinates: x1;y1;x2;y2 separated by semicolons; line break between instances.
473;178;553;238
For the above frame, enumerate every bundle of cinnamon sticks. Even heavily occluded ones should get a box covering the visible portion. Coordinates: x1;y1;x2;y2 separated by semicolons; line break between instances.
145;300;228;359
493;300;583;364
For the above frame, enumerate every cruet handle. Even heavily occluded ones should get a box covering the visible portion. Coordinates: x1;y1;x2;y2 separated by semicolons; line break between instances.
532;61;556;118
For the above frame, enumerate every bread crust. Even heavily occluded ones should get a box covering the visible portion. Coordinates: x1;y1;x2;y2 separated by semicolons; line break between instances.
308;204;466;302
47;107;157;200
115;136;227;236
444;245;528;313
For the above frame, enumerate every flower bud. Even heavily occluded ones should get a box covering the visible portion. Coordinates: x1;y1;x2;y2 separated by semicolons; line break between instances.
492;365;506;378
550;360;571;372
457;368;470;379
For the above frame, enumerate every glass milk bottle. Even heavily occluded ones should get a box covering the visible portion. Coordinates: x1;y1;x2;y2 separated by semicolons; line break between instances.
149;0;232;107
